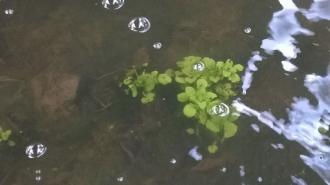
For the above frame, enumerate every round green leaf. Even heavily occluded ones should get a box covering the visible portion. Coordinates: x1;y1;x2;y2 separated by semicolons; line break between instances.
141;92;155;104
223;71;231;77
196;79;208;89
158;74;172;85
216;61;224;69
235;64;244;71
203;57;216;68
229;74;240;83
177;93;189;102
185;77;197;83
206;92;217;99
209;76;220;83
183;104;197;118
144;78;156;92
206;120;220;133
185;87;196;95
175;76;185;83
207;144;218;154
224;122;238;138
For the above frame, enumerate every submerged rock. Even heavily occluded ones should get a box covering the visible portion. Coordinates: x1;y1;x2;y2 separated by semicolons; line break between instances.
30;62;80;118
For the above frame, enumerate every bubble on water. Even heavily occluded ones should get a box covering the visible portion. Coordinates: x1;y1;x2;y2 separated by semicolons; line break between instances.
210;103;230;117
239;165;245;177
128;17;151;33
117;176;124;182
220;167;227;173
244;27;252;34
4;9;14;15
35;169;42;174
25;143;47;159
193;62;205;72
101;0;124;10
153;42;162;49
35;176;42;181
257;176;263;182
170;158;177;164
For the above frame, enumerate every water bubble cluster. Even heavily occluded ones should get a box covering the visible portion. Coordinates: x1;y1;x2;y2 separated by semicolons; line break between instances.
35;169;42;182
4;9;14;15
153;42;162;49
25;143;47;159
193;62;205;72
101;0;125;10
239;165;246;177
210;103;230;117
128;17;151;33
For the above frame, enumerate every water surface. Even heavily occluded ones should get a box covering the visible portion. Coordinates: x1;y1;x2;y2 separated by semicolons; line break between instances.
0;0;330;184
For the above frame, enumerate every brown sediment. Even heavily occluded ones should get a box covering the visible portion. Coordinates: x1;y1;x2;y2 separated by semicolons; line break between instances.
29;61;80;119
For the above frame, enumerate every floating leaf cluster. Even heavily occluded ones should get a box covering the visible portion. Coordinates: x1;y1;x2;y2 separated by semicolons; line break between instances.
121;56;244;153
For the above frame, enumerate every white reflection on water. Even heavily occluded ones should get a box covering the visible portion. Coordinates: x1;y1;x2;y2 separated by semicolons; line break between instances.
291;175;308;185
242;51;263;95
261;0;314;59
234;69;330;184
188;146;203;161
241;0;330;94
303;0;330;21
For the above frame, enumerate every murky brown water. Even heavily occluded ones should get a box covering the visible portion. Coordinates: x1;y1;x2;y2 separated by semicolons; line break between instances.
0;0;330;184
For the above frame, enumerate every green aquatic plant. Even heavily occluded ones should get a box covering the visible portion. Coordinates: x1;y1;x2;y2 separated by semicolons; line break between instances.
121;56;244;153
121;63;172;104
177;79;217;118
0;127;15;146
176;56;243;100
175;56;243;84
